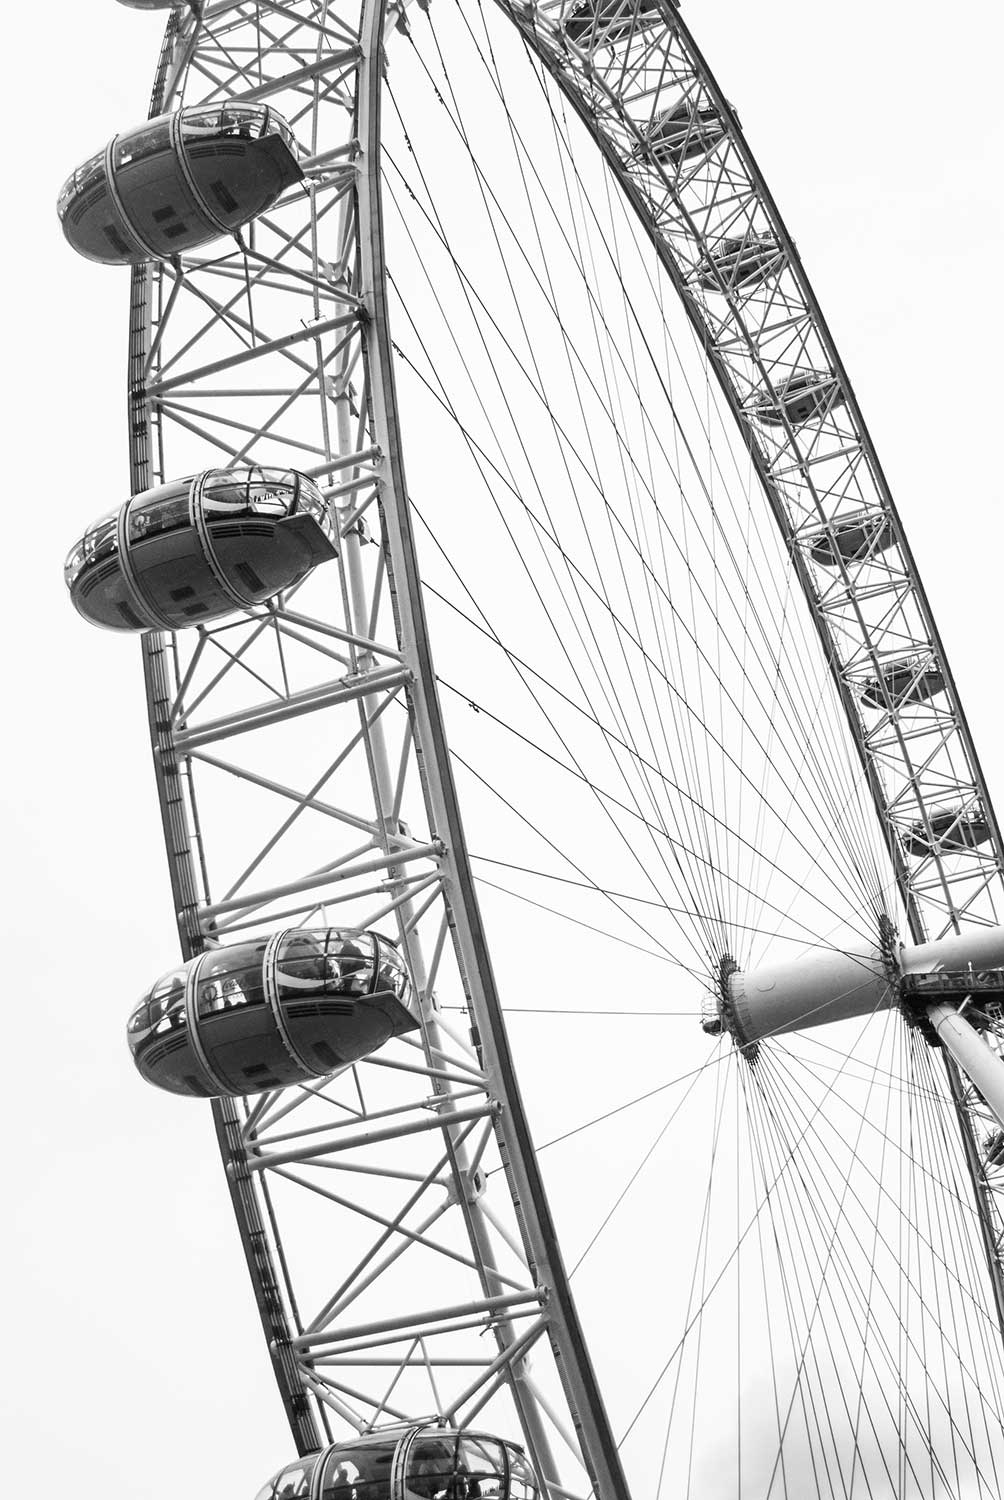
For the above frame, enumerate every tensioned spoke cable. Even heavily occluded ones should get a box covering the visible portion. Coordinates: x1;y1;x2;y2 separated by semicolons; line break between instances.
397;389;880;948
423;568;885;955
757;1040;1002;1489
452;744;880;968
381;52;882;942
406;415;881;969
469;852;883;955
375;193;735;978
445;12;889;924
440;672;878;939
528;1047;734;1158
568;1045;718;1277
745;1042;899;1496
464;12;734;947
384;160;882;946
774;1041;1003;1340
382;172;725;968
473;873;679;966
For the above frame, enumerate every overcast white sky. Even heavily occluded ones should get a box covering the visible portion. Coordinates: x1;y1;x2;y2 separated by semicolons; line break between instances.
4;2;1003;1494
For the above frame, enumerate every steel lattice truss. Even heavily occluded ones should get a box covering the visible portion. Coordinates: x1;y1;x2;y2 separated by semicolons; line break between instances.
119;1;1004;1496
129;3;626;1498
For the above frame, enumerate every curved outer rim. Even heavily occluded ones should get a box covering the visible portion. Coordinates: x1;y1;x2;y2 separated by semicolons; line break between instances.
354;0;632;1493
121;0;1004;1481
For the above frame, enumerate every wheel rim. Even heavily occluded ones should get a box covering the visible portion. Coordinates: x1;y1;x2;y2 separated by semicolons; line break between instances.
64;0;1004;1494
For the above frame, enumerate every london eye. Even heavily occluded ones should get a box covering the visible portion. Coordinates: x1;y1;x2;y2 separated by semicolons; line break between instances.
52;0;1004;1495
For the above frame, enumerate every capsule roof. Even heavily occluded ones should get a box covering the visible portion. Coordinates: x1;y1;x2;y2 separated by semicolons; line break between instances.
57;104;301;265
128;928;415;1098
65;466;336;632
256;1426;539;1500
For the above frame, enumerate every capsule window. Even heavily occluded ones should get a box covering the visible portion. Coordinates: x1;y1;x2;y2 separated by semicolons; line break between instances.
182;106;224;135
318;1442;395;1499
457;1436;506;1494
75;153;106;197
255;1458;315;1500
200;470;253;515
114;121;171;169
376;947;409;999
294;476;325;521
275;930;377;997
197;950;267;1018
326;933;378;995
221;105;263;138
406;1435;464;1498
129;967;188;1041
507;1450;538;1500
82;511;120;570
127;480;192;542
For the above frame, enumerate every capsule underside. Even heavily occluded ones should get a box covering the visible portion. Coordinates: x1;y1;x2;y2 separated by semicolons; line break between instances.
59;108;302;265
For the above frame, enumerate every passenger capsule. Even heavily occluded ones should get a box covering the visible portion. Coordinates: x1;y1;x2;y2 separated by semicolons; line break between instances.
128;929;415;1098
634;101;726;167
116;0;187;8
256;1426;540;1500
65;466;336;632
807;511;895;567
56;103;301;265
562;0;667;48
695;231;782;293
902;808;993;857
749;371;845;428
859;655;944;710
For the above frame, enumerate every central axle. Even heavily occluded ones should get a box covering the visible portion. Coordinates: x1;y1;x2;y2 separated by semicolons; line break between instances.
704;924;1004;1125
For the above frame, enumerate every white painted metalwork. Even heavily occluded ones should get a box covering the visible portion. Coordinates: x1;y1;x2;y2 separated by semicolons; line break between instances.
64;0;1004;1494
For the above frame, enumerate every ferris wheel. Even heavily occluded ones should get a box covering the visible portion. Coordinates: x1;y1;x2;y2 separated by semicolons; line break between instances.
57;0;1004;1496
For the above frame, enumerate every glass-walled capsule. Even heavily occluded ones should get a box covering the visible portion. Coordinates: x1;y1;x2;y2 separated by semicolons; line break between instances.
695;231;782;293
256;1427;540;1500
859;654;945;711
562;0;666;49
65;466;336;631
807;511;895;567
57;103;301;264
634;101;726;167
128;929;415;1098
903;807;992;857
749;371;845;428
